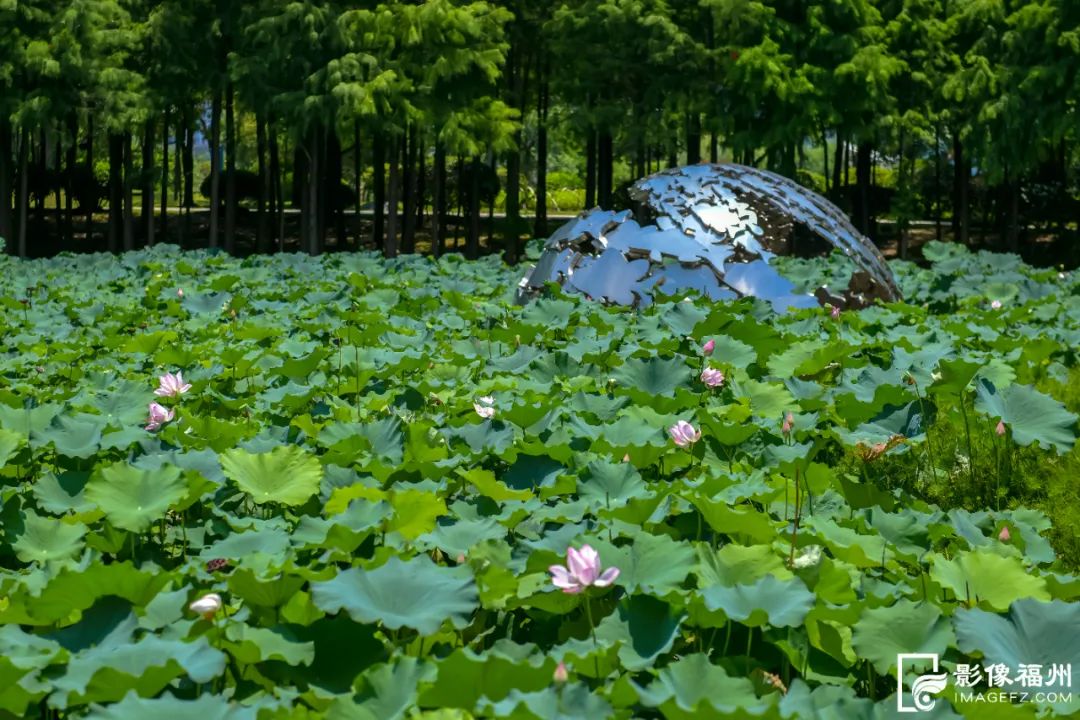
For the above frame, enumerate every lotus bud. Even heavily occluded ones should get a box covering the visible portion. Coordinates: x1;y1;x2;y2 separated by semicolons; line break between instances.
998;526;1011;542
553;661;569;683
189;593;223;620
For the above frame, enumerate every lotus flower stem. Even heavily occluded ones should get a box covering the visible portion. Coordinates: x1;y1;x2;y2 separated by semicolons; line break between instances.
722;620;732;658
788;467;801;568
959;394;977;497
744;626;753;670
910;380;940;484
583;596;600;679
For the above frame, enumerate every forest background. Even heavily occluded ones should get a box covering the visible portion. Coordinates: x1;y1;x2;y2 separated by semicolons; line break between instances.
1;0;1077;266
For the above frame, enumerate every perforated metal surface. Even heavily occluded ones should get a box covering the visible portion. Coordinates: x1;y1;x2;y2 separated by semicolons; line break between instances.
516;163;901;311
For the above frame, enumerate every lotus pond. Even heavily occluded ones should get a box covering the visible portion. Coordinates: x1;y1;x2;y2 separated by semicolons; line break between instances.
0;241;1078;718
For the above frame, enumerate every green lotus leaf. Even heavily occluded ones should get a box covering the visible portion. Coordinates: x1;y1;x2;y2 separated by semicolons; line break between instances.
612;356;691;397
696;543;793;588
420;641;551;708
482;683;614;719
691;495;785;543
85;691;257;720
700;575;815;628
931;549;1050;611
49;635;226;709
0;402;62;437
311;556;478;636
11;510;86;564
594;595;684;671
84;463;187;533
220;445;323;506
326;656;436;720
222;623;315;667
974;379;1078;454
593;531;696;596
834;401;925;447
953;599;1080;716
32;413;107;459
635;653;774;716
0;427;24;466
851;599;956;675
387;489;447;540
577;460;648;508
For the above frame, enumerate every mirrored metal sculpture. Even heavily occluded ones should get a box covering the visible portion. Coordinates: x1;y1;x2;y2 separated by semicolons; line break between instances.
516;163;902;312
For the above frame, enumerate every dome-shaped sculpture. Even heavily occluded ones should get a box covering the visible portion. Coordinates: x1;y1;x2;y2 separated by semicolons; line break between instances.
516;163;901;312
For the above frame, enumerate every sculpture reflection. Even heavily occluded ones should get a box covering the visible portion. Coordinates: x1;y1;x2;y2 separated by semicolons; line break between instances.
516;163;902;312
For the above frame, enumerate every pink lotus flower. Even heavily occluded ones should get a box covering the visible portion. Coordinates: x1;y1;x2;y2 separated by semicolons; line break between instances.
991;300;1002;310
702;339;715;355
701;367;724;388
549;544;620;594
474;396;496;419
553;661;569;683
177;288;184;299
154;371;192;398
145;402;175;431
782;412;794;437
996;420;1006;436
669;420;701;447
831;305;841;319
998;526;1011;542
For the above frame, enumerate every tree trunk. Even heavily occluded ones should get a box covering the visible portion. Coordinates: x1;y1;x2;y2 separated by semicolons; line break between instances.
224;82;236;253
65;114;77;249
487;153;496;245
353;120;362;247
161;108;170;245
686;112;701;164
598;130;613;207
709;133;719;164
416;132;426;244
897;127;907;260
328;128;344;248
269;121;282;251
585;129;596;209
832;131;844;195
142;121;155;246
535;68;549;239
183;111;194;241
54;124;63;245
208;89;222;248
86;115;95;247
821;127;830;194
173;112;181;204
433;140;446;257
466;156;481;259
0;118;13;246
123;132;134;251
372;132;385;248
301;127;319;255
855;141;872;236
952;130;968;245
505;124;522;264
35;129;46;214
254;112;268;252
385;134;400;258
1006;174;1020;252
107;133;123;252
934;123;942;242
16;128;29;257
402;125;418;254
